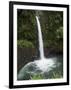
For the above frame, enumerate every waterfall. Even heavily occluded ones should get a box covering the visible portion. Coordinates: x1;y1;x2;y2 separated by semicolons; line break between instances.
17;16;60;80
35;16;56;71
36;16;45;59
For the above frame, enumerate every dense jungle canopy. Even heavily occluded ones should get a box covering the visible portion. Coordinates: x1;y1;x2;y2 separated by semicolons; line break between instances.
17;9;63;52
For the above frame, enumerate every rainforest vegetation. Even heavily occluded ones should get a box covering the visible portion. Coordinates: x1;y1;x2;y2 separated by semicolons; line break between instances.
17;9;63;52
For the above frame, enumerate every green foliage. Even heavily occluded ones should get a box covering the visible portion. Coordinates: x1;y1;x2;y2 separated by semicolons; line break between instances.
52;71;63;78
17;40;34;48
30;71;62;80
17;9;63;52
30;74;44;80
56;27;63;39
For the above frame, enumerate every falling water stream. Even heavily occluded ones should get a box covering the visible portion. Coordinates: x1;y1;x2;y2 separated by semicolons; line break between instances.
36;16;44;59
34;16;57;72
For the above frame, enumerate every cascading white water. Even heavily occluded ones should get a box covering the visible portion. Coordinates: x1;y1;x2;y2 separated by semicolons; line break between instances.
35;16;57;72
36;16;44;59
